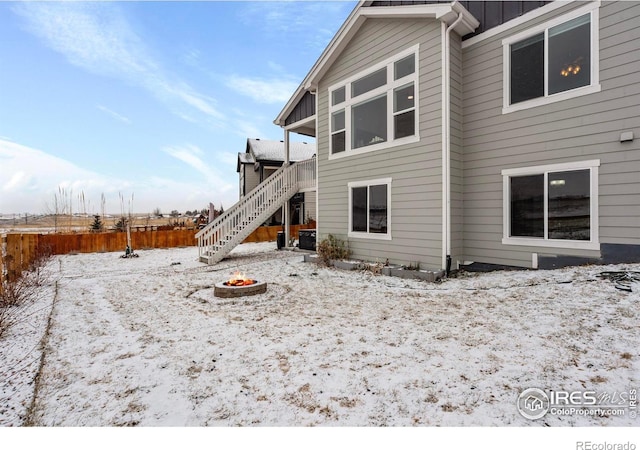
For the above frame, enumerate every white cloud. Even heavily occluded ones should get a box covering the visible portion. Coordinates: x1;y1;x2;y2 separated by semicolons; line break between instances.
13;2;224;125
0;139;237;215
226;77;299;104
233;119;265;140
162;144;235;192
97;105;131;124
267;60;286;73
162;144;208;178
238;1;354;51
220;151;240;167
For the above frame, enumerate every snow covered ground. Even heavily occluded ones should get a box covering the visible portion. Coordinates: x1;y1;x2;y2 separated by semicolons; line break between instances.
1;242;639;428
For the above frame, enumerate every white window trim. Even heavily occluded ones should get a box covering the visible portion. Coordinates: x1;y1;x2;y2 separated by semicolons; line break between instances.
502;1;601;115
348;178;392;240
501;159;600;251
329;45;419;160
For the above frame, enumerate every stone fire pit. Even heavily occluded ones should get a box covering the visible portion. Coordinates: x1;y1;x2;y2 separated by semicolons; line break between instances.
213;280;267;298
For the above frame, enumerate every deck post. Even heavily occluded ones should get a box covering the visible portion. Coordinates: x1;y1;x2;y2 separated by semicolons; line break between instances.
284;130;291;247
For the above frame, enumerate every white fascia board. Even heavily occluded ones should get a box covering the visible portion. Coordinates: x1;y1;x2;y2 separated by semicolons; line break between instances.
359;4;450;19
274;87;306;127
359;4;478;37
275;1;479;128
284;114;315;131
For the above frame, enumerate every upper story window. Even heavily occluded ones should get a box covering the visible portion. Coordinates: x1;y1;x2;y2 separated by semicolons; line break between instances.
329;45;419;158
502;2;600;114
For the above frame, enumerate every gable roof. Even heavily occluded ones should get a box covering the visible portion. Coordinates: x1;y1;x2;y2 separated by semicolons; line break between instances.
274;0;478;128
237;138;316;172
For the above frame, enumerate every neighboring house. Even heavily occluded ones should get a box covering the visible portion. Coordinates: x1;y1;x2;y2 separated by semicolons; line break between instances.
237;138;317;225
274;0;640;271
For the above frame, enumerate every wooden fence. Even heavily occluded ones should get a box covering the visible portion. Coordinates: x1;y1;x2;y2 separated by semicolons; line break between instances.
242;222;316;243
0;223;316;284
0;229;197;283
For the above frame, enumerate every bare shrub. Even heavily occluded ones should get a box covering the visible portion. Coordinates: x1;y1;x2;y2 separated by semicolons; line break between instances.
316;234;350;266
0;275;37;338
0;244;52;338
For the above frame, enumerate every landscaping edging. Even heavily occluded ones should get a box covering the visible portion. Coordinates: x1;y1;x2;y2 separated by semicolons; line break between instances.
303;254;445;282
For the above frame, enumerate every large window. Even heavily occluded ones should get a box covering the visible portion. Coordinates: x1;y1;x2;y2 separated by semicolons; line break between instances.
348;179;391;239
329;46;418;157
502;160;599;250
502;3;600;113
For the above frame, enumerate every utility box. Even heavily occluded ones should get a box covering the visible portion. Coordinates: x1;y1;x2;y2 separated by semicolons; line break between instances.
298;229;316;251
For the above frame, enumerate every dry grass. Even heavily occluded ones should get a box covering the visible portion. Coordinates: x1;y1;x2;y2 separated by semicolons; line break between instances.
0;214;187;234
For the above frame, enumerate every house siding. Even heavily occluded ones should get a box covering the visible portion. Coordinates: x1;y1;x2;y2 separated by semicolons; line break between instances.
316;18;445;269
243;164;261;196
462;1;640;268
304;191;317;222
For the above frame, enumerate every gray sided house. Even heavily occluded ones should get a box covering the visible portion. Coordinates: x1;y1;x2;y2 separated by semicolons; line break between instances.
275;0;640;271
237;138;317;225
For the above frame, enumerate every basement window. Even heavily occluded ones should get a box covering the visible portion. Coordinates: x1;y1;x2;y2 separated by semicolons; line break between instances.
502;160;600;250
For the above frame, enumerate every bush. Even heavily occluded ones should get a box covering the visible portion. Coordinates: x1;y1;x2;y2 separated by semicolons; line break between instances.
0;245;52;338
316;234;350;266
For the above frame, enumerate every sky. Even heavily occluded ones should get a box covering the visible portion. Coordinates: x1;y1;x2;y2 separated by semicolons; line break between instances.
0;0;356;215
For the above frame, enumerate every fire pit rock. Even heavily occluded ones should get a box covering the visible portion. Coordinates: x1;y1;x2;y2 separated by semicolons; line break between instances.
213;280;267;298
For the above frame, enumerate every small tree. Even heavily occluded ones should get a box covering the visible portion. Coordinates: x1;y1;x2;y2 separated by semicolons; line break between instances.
89;215;104;233
115;217;127;232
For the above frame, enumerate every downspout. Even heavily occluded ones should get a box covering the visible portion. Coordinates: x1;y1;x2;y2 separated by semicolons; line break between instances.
442;11;463;276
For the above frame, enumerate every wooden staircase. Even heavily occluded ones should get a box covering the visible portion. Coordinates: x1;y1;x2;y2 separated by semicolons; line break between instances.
196;158;316;264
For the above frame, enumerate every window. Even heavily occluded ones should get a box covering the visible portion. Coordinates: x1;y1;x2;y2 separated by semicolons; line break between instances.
394;83;415;139
329;46;418;157
352;68;386;98
331;110;345;153
332;86;345;106
348;178;392;239
502;160;599;250
503;3;600;113
352;95;387;149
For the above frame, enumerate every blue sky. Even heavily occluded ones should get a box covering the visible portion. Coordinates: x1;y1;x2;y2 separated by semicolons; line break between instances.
0;0;355;215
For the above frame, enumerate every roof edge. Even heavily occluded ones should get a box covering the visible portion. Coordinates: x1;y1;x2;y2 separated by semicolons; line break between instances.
274;1;364;127
274;1;478;128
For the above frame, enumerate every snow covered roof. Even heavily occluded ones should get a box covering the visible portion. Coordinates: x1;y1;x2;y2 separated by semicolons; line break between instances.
237;152;255;165
246;138;316;163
